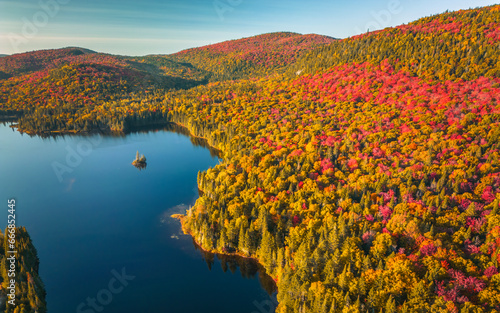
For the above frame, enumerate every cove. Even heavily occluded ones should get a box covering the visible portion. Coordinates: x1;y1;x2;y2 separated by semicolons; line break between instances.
0;123;276;313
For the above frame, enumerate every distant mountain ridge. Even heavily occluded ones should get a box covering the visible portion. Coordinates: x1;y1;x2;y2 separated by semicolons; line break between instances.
0;47;95;77
167;32;336;80
0;32;335;82
0;32;336;125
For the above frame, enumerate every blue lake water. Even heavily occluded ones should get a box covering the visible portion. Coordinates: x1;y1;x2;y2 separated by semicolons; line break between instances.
0;123;276;313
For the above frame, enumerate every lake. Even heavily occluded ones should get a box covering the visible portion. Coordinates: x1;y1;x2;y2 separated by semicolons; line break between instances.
0;123;276;313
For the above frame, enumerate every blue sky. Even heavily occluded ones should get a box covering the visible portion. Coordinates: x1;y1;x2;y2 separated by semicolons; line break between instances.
0;0;498;56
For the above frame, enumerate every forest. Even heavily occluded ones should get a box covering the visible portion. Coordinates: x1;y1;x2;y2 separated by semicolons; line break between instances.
0;227;47;313
1;4;500;313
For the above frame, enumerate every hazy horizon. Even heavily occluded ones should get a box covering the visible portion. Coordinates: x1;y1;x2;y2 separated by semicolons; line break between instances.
1;0;499;56
0;31;334;57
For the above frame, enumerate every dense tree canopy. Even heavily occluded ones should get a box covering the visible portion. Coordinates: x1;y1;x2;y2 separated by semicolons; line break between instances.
1;4;500;313
169;32;336;81
0;227;46;313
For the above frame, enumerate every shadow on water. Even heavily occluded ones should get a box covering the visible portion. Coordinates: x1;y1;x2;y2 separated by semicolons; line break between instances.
2;122;274;312
1;120;17;127
191;238;278;296
132;161;147;171
9;121;223;159
127;123;222;158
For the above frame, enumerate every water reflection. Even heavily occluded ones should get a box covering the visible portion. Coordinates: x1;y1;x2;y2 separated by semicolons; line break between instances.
163;123;221;159
7;121;223;159
132;162;147;170
1;123;271;313
107;123;222;158
192;238;278;296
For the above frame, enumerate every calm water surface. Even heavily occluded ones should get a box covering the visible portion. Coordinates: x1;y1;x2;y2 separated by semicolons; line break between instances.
0;123;276;313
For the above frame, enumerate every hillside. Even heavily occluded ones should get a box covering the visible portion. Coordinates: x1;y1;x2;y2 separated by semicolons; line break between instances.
0;32;335;133
167;6;500;312
290;5;500;81
126;55;209;82
168;32;336;81
175;59;500;312
0;47;95;78
0;49;207;131
1;4;500;313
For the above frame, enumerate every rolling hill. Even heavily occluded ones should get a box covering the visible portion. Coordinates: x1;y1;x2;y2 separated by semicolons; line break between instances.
0;47;95;78
0;32;337;132
0;48;209;130
168;32;336;81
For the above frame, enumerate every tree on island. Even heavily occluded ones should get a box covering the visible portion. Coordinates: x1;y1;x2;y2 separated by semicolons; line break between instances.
132;150;147;169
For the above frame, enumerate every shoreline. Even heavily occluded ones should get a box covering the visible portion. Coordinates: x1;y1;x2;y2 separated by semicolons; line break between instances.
172;214;265;261
167;123;281;292
10;121;222;157
172;215;279;289
10;117;277;297
0;116;19;121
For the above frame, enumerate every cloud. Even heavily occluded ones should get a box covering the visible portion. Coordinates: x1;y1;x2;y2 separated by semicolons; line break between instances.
159;203;190;224
0;35;197;43
58;4;215;23
159;203;191;240
0;1;41;10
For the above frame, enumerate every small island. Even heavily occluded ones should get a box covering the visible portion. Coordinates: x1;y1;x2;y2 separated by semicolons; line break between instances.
132;150;147;170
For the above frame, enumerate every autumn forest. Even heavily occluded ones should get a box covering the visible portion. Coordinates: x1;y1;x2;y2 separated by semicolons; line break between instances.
1;4;500;313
